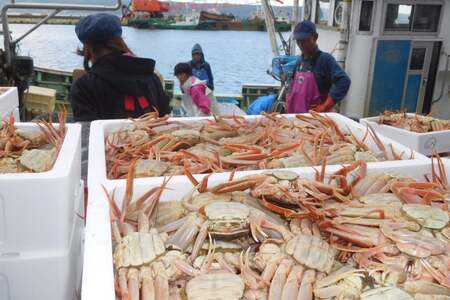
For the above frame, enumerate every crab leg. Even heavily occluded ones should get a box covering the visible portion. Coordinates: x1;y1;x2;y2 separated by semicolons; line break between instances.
268;259;294;300
297;269;316;300
121;161;136;223
118;268;129;300
189;220;210;262
261;254;284;285
157;215;191;234
152;262;169;300
281;265;304;300
240;249;265;290
165;216;202;251
140;266;155;300
320;222;384;247
128;268;140;300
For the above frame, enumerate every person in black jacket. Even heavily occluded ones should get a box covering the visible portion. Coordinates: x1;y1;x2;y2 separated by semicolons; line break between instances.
70;13;170;122
189;44;214;90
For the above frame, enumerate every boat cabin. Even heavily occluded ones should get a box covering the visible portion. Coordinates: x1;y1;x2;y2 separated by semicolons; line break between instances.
303;0;450;119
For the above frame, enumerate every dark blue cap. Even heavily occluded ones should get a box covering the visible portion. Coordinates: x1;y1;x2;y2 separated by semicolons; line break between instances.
294;20;317;41
76;13;122;44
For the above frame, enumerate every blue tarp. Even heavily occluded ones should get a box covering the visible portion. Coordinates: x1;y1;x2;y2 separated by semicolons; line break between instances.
246;94;277;115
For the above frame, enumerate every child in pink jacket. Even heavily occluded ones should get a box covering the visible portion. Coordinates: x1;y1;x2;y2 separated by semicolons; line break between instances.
174;63;218;117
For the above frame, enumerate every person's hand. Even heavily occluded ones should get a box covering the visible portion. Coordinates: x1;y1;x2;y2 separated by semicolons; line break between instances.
312;96;335;113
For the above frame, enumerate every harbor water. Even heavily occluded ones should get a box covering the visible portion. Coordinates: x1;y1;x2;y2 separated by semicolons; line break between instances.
11;24;339;94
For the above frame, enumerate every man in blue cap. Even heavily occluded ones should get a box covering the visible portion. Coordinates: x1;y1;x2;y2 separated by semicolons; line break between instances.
286;20;350;113
70;13;170;121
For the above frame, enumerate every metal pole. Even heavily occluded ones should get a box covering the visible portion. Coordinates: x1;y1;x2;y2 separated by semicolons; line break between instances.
289;0;299;55
261;0;279;56
2;0;123;68
13;9;62;45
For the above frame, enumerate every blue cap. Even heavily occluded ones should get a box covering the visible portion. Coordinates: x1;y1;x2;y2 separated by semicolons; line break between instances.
76;13;122;44
294;20;317;41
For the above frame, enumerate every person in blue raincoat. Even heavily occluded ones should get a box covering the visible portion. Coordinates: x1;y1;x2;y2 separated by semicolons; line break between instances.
189;44;214;90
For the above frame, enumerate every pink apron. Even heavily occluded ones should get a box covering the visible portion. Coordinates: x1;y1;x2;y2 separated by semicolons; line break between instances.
286;71;323;113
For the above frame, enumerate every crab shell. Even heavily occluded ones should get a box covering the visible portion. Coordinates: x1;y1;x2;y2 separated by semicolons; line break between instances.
185;272;245;300
113;229;166;269
19;148;58;172
203;202;250;239
0;157;20;173
402;204;449;230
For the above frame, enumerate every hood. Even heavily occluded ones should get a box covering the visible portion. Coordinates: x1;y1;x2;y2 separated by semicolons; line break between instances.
191;43;205;62
90;54;156;95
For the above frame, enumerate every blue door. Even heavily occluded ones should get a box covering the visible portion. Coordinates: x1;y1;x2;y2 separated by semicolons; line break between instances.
369;40;411;115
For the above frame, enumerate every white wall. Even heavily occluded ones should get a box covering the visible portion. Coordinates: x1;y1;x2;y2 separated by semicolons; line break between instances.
341;0;450;119
341;35;374;118
430;0;450;119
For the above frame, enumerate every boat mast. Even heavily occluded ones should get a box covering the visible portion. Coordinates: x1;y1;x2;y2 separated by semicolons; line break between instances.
289;0;299;55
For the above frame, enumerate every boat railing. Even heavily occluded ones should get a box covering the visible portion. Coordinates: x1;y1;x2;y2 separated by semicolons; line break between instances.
1;0;123;69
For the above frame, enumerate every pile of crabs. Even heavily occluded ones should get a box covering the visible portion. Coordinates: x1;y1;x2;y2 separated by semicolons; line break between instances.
378;111;450;133
106;157;450;300
105;112;411;179
0;113;66;173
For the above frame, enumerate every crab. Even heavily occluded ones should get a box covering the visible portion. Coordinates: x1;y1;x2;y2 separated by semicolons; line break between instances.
165;200;291;262
313;266;365;299
19;148;58;172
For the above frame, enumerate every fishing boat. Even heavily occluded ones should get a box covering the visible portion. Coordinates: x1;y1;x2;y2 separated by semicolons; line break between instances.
124;0;291;32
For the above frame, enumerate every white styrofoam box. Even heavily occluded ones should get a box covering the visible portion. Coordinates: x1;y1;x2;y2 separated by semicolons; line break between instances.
88;113;427;191
0;123;81;253
0;87;18;121
0;180;84;300
11;108;19;122
82;160;439;300
360;114;450;156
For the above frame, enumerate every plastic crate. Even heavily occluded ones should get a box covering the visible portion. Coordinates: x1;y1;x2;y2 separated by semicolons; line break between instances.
0;123;81;254
24;86;56;115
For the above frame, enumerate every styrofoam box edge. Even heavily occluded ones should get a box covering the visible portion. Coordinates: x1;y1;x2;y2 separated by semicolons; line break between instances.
83;159;440;300
0;123;82;253
0;123;82;180
0;87;18;120
360;115;450;155
88;113;428;190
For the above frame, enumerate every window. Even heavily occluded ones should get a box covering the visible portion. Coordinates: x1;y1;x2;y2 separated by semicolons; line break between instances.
385;4;413;31
316;0;330;25
410;48;426;70
359;0;374;31
384;3;442;34
413;5;441;32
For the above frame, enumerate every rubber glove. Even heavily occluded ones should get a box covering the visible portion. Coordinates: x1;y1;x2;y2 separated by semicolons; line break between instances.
312;96;336;113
